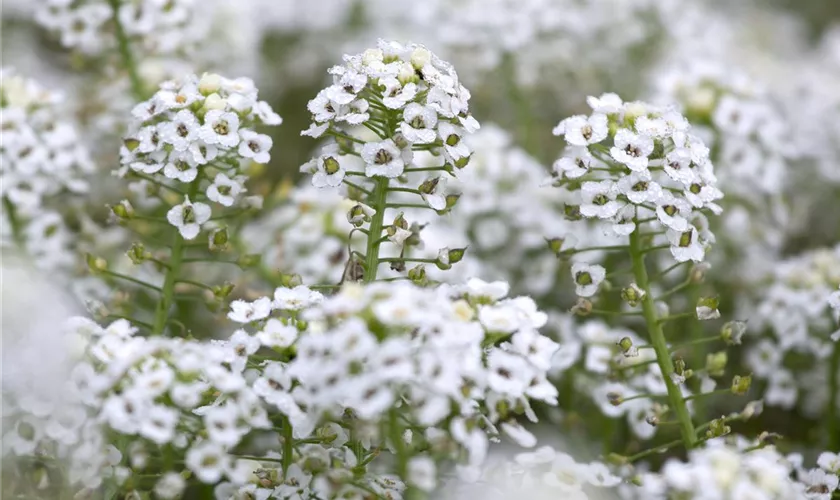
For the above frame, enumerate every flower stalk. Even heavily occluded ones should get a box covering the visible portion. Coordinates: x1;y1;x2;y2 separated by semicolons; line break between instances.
629;220;697;449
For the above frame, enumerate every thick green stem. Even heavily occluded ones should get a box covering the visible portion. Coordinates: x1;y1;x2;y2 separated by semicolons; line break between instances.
109;0;145;100
363;177;389;283
629;225;696;449
152;182;198;335
829;340;840;450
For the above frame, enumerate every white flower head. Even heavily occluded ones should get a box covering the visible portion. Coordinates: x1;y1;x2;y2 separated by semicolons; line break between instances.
571;263;606;297
166;197;211;239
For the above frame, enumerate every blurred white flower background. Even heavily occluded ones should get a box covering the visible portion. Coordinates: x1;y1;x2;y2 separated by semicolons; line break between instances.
2;0;840;499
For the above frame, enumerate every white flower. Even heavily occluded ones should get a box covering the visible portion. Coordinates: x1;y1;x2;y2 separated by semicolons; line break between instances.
257;318;298;349
154;473;186;499
273;286;323;311
500;420;537;447
586;93;623;114
571;262;606;297
407;456;437;492
655;193;692;232
206;173;244;207
580;180;622;219
617;170;661;205
186;441;229;484
439;122;470;163
237;129;272;164
361;139;405;178
817;452;840;474
610;128;654;171
200;110;240;148
162;153;199;182
464;277;509;301
139;405;179;445
302;148;346;188
420;176;448;210
254;101;282;125
554;114;608;146
166;197;211;239
664;148;697;185
401;103;438;143
667;227;705;263
160;109;199;151
553;146;595;179
227;297;272;323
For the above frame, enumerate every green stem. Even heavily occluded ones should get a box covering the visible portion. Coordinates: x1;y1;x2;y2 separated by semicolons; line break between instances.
108;0;145;100
3;196;24;248
829;340;840;450
282;415;294;479
152;181;198;335
629;222;696;449
363;177;389;283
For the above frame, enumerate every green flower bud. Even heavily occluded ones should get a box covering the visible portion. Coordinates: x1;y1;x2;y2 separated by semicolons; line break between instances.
279;273;303;288
109;199;134;220
620;283;646;306
127;242;150;265
721;320;747;345
209;227;229;252
706;416;731;439
545;237;565;256
731;374;752;395
419;177;440;195
618;337;634;353
408;264;426;283
123;137;140;152
237;253;261;269
447;247;467;264
212;282;235;299
705;351;728;377
454;155;471;169
564;204;582;221
86;253;108;274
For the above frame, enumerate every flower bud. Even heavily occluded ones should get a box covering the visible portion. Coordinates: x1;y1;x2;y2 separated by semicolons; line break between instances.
347;203;373;227
198;73;222;94
563;204;582;221
408;265;426;283
436;193;460;215
86;253;108;274
696;296;720;320
705;351;728;377
237;254;261;269
123;137;140;152
690;262;711;283
720;320;746;345
419;176;440;195
203;93;227;111
209;227;229;252
397;62;418;85
617;337;634;353
362;48;383;66
127;242;150;265
279;273;303;288
607;392;623;406
454;155;471;169
446;247;467;264
410;47;432;69
731;374;752;395
705;416;731;439
212;282;235;299
109;199;134;221
620;283;646;307
740;400;764;420
645;415;659;427
545;237;565;256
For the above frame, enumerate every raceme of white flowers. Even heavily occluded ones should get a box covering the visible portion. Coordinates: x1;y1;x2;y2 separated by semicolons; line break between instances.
119;72;281;240
550;93;722;272
1;69;94;270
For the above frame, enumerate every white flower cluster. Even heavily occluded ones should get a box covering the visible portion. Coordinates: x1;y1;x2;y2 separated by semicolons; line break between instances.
625;439;838;499
288;278;558;476
241;185;358;286
550;93;722;278
119;73;281;239
748;245;840;413
0;69;94;269
35;0;206;56
301;38;479;182
442;445;621;500
651;60;797;284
